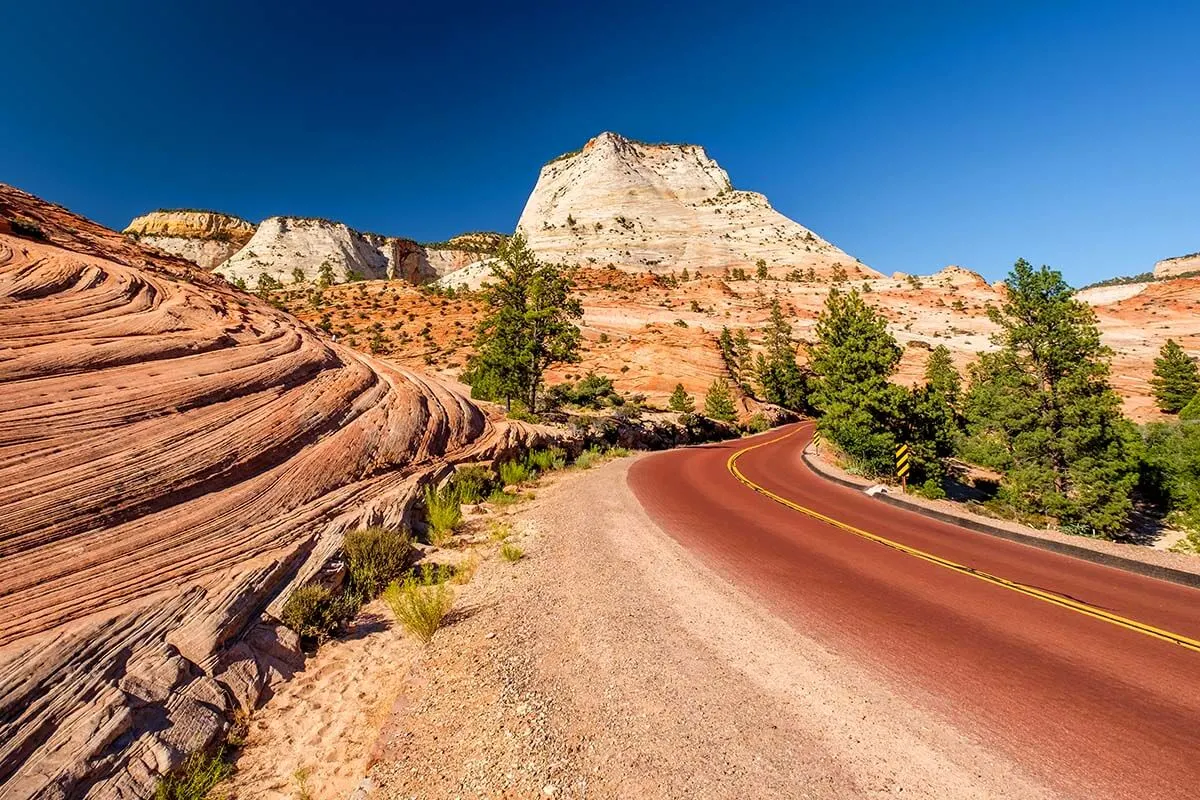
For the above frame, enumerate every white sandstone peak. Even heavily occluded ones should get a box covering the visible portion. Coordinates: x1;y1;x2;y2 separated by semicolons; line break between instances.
517;132;877;279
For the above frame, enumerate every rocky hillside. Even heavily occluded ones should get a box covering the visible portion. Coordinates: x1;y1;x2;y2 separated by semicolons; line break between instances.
124;209;256;269
215;217;502;287
1154;251;1200;279
516;132;877;279
0;185;540;800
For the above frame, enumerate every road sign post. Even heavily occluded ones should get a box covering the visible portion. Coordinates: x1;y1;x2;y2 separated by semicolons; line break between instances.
896;444;910;491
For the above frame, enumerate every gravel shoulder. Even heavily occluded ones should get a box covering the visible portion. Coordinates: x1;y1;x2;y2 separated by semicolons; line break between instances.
367;456;1058;799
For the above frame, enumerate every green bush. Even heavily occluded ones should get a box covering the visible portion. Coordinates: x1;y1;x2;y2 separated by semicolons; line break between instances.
741;413;772;434
9;217;45;240
280;584;336;641
915;478;947;500
487;488;528;506
527;447;567;473
424;485;462;545
384;568;454;644
155;748;231;800
500;542;525;562
343;526;411;597
498;459;534;486
451;465;494;504
574;446;605;470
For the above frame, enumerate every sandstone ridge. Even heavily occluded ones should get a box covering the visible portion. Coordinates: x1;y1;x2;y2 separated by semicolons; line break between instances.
516;131;878;279
0;184;540;799
1154;251;1200;279
215;217;502;287
124;209;256;269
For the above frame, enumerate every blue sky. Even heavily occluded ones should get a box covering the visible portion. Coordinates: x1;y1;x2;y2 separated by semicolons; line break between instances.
3;0;1198;284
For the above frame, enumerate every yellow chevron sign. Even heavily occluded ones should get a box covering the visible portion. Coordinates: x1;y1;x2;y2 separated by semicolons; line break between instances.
896;444;910;479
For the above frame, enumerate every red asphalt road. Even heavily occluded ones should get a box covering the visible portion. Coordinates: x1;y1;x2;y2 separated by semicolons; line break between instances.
628;422;1200;800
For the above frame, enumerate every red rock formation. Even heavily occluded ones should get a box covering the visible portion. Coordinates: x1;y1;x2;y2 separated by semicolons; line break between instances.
0;185;540;798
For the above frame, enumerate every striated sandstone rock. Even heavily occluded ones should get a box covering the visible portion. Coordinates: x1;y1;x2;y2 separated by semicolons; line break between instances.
516;131;879;279
124;209;256;269
0;184;547;799
1153;251;1200;279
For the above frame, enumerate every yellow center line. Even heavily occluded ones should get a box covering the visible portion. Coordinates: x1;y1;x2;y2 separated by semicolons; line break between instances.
726;425;1200;655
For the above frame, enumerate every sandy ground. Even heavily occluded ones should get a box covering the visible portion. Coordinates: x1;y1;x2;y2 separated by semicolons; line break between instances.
361;459;1055;799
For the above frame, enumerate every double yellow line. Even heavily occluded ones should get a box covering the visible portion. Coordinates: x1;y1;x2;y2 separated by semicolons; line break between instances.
727;427;1200;655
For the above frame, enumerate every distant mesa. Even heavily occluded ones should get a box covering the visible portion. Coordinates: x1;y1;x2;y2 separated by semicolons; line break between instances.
124;207;507;287
216;217;504;286
1154;251;1200;279
517;131;878;279
124;209;256;269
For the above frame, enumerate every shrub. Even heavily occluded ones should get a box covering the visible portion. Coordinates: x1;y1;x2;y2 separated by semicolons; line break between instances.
498;459;534;486
343;526;411;597
424;485;462;545
9;217;45;240
574;446;605;470
280;584;336;641
527;447;567;473
451;465;494;504
500;542;525;562
915;479;947;500
384;569;454;644
155;748;232;800
741;413;772;434
487;488;528;507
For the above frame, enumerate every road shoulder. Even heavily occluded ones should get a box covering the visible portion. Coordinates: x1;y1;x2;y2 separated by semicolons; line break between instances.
366;456;1057;799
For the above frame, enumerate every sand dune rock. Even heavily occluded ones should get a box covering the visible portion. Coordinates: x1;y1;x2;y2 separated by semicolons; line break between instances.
516;131;878;279
1154;251;1200;279
124;209;256;269
0;184;543;799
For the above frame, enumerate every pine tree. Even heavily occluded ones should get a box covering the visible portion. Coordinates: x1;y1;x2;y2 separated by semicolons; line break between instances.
924;345;961;408
755;299;809;410
718;326;737;377
733;329;754;390
809;287;905;476
704;379;737;423
755;259;768;280
292;267;306;285
1151;339;1200;414
963;259;1139;535
668;383;695;413
467;234;582;411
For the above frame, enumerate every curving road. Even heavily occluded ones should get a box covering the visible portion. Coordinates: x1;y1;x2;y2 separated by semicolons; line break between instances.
628;422;1200;800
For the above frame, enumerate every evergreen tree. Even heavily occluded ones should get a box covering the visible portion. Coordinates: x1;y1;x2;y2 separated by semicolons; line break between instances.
467;234;582;411
668;383;695;413
963;259;1139;535
292;267;306;285
717;326;737;378
754;299;809;410
808;287;905;476
733;329;754;389
1182;393;1200;422
755;259;768;280
924;345;961;408
704;379;737;423
1151;339;1200;414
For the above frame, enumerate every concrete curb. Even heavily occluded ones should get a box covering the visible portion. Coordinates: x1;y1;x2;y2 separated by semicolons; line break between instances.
801;447;1200;591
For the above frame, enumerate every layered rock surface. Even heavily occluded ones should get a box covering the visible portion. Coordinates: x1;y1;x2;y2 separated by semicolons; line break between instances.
124;209;256;269
516;131;878;279
0;185;538;799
